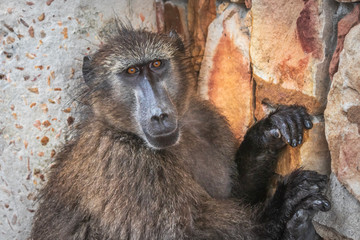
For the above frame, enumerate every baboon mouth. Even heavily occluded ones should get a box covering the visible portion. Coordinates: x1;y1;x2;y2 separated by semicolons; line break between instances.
143;127;180;149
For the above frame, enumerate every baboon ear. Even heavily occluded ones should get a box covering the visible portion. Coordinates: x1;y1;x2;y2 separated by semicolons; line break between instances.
169;30;185;53
82;56;93;85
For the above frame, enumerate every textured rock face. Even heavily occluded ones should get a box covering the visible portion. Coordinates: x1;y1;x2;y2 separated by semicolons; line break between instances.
329;4;360;79
0;1;156;239
251;0;337;117
187;0;216;74
163;1;189;41
336;0;360;2
325;24;360;201
314;174;360;240
198;5;253;141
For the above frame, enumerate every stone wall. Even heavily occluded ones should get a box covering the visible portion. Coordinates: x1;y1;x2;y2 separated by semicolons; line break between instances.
1;0;359;239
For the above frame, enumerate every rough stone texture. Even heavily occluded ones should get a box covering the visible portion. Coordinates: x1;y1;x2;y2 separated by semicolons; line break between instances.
198;4;253;141
0;1;156;239
163;1;189;42
336;0;360;2
325;24;360;201
314;174;360;240
329;4;360;80
187;0;216;74
251;0;337;117
313;221;353;240
217;2;231;15
245;0;252;9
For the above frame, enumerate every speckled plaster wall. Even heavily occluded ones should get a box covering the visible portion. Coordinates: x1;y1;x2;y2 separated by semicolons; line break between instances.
0;1;156;239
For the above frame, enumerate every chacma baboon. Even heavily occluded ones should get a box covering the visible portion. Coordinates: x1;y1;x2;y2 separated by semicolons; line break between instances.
31;25;330;240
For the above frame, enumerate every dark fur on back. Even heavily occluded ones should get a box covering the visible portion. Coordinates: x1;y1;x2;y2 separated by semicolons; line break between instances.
31;25;330;240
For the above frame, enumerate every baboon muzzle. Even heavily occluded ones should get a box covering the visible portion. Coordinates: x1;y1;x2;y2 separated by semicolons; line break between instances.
135;76;179;149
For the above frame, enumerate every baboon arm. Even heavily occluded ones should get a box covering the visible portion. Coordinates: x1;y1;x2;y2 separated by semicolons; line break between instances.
233;106;313;204
233;120;281;204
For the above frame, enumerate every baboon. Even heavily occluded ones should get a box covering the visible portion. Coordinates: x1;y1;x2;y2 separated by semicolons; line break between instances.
31;25;330;239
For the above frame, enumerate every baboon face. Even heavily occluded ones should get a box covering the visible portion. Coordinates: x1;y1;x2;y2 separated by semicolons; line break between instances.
83;27;194;149
117;58;180;149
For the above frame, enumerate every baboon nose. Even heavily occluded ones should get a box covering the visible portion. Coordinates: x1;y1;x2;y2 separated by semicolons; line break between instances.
151;113;168;123
149;111;177;136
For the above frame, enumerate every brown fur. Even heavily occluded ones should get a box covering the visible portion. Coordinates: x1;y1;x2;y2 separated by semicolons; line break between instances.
31;99;255;239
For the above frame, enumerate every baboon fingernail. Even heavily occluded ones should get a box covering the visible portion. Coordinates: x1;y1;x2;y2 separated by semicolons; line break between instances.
304;120;313;129
323;200;331;210
292;139;297;147
269;129;281;138
274;129;281;138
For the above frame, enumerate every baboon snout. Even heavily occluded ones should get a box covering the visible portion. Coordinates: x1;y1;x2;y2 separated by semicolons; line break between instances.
141;107;179;149
148;108;177;137
135;78;180;149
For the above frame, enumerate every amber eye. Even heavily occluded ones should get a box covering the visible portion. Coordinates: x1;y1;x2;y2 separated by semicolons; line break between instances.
152;60;162;68
127;67;137;74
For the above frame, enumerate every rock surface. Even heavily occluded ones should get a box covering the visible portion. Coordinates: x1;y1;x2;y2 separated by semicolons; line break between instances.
187;0;216;74
325;24;360;201
251;0;337;117
0;1;156;239
314;174;360;240
198;5;253;141
163;1;189;41
336;0;360;2
329;4;360;79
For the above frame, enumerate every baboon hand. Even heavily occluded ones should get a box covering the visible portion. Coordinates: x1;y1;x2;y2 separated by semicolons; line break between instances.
280;170;331;240
263;105;313;148
283;208;323;240
282;170;330;213
258;170;330;239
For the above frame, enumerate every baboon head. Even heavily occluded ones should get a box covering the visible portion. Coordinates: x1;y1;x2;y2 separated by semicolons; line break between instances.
82;25;195;149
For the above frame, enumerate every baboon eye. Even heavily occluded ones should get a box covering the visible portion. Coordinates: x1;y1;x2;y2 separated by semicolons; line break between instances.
152;60;162;68
127;67;138;75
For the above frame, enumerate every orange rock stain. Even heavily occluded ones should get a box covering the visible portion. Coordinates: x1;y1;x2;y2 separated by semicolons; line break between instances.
208;32;253;141
276;56;310;90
